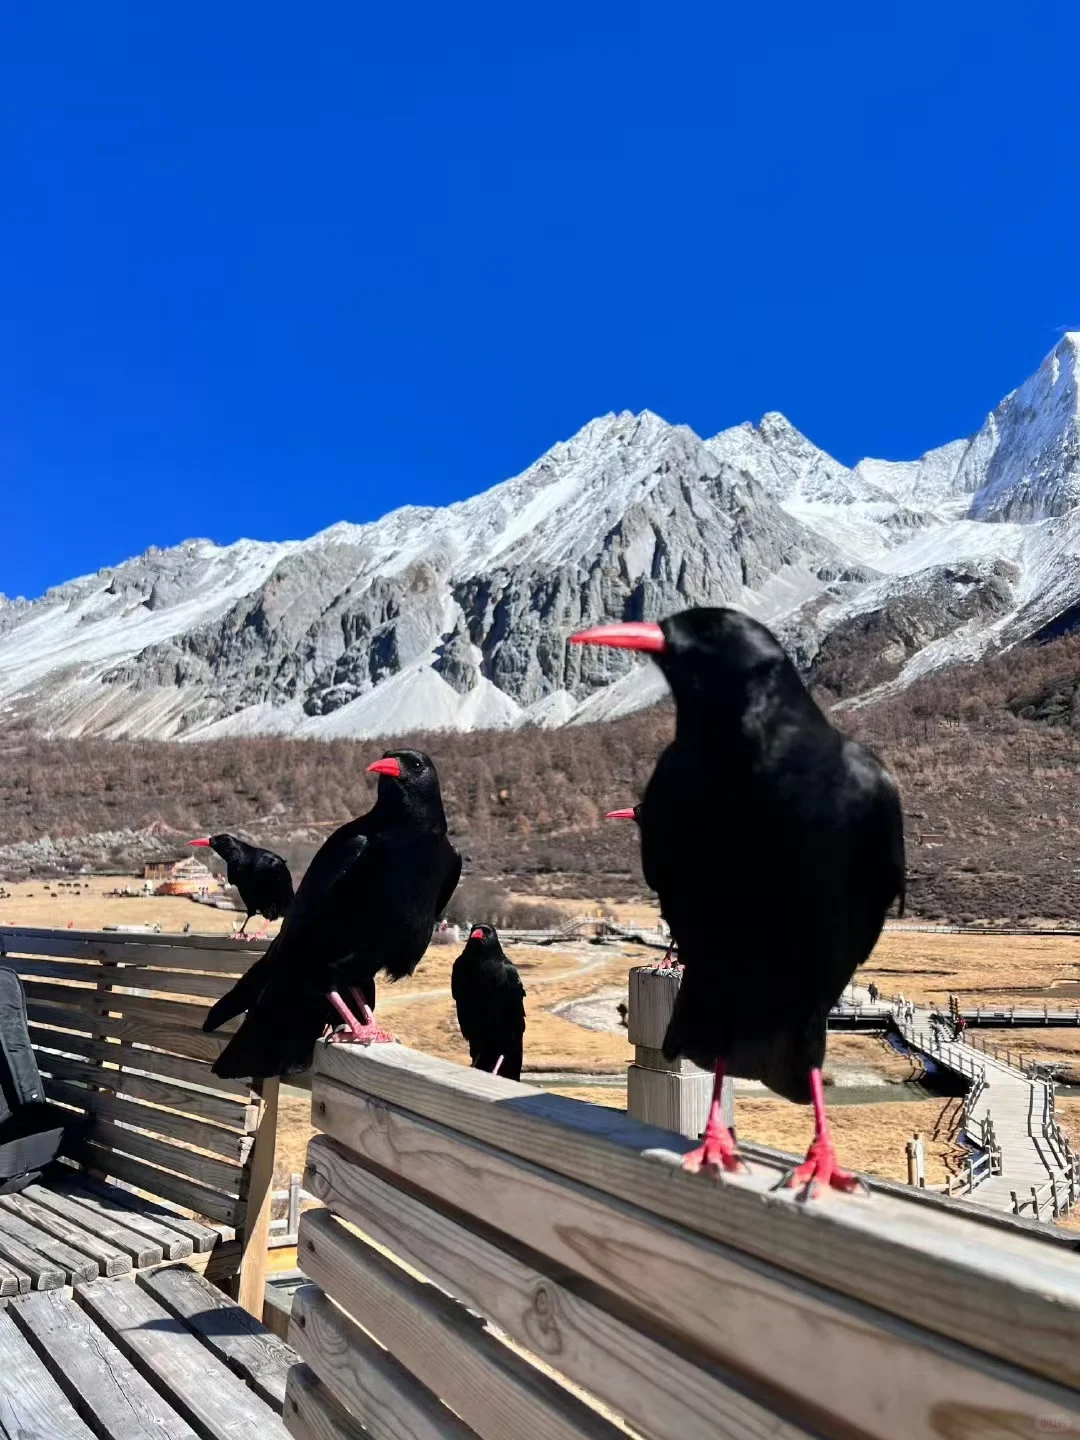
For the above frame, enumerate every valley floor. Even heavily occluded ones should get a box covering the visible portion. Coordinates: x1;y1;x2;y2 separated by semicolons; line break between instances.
3;878;1080;1223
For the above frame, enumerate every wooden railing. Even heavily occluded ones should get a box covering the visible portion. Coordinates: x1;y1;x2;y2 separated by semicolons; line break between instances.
0;925;278;1315
285;1042;1080;1440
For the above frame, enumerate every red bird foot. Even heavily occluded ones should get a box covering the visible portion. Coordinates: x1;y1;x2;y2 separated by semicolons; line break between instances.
682;1120;746;1176
774;1137;868;1202
327;1021;396;1046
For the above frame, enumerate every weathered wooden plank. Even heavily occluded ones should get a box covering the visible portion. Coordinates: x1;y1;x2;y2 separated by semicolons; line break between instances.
28;1180;175;1261
0;1222;65;1290
197;1238;242;1283
284;1363;372;1440
315;1042;1080;1394
27;1003;228;1064
36;1050;250;1129
0;1261;23;1298
237;1077;277;1319
29;1024;250;1099
289;1289;479;1440
9;1288;199;1440
65;1142;244;1228
1;953;237;1001
138;1265;298;1411
0;926;266;961
300;1208;625;1440
0;1306;97;1439
72;1176;224;1254
22;1186;164;1267
0;1191;132;1276
0;1202;99;1282
306;1135;809;1440
43;1077;253;1162
24;981;233;1035
75;1277;291;1440
309;1072;1080;1440
66;1113;247;1194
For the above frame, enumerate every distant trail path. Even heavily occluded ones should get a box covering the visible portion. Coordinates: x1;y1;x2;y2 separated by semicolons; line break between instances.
375;946;615;1010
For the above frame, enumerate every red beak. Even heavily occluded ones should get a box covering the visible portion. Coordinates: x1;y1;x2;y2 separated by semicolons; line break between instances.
569;621;666;653
605;809;637;821
470;927;485;940
366;757;402;778
187;838;211;847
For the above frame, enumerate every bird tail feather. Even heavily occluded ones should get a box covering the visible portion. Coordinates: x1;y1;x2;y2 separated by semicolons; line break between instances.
204;948;276;1033
211;991;328;1081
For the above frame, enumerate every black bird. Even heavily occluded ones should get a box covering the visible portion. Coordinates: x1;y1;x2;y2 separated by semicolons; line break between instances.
203;750;461;1080
451;924;526;1080
572;608;905;1198
187;834;294;937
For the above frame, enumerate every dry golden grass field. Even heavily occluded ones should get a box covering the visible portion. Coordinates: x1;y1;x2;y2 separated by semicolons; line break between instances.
3;878;1080;1204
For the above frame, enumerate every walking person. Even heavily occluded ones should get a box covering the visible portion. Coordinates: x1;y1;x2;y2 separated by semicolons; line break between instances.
868;981;879;1005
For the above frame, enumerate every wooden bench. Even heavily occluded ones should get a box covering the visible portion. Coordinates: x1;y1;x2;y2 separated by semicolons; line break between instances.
0;926;279;1314
288;1041;1080;1440
0;1264;298;1439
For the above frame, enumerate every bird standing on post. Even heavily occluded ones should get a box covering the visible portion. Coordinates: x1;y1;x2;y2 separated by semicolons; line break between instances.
451;923;526;1080
572;607;905;1199
203;749;461;1080
186;834;294;937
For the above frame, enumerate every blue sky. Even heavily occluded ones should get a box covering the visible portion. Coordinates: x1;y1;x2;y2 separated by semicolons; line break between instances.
2;2;1078;600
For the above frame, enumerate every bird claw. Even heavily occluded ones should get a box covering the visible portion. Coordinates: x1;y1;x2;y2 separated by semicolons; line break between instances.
772;1138;867;1202
327;1021;397;1046
682;1128;746;1177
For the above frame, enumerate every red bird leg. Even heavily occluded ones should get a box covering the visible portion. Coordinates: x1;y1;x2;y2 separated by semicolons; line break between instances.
682;1063;745;1175
775;1068;868;1201
236;915;249;937
492;1055;504;1076
658;939;678;970
325;990;395;1045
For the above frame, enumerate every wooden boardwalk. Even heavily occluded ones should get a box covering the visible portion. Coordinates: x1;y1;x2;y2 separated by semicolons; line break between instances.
898;1006;1080;1218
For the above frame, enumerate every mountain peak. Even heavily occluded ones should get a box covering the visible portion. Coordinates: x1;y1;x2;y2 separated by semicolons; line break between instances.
6;337;1080;742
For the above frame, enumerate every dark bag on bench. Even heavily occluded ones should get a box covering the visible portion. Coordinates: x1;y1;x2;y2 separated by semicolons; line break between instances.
0;970;73;1192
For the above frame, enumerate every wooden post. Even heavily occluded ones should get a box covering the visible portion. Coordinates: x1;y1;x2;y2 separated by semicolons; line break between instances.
1030;1186;1041;1222
626;967;733;1139
288;1173;301;1237
236;1075;279;1319
906;1133;925;1187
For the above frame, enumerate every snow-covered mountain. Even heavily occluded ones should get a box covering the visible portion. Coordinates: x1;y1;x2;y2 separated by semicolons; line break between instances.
3;334;1080;741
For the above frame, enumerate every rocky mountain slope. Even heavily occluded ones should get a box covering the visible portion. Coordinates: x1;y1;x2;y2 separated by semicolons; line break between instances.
3;333;1080;741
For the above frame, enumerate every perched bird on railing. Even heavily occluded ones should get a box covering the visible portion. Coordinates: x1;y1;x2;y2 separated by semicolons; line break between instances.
187;834;294;937
451;924;526;1081
204;750;461;1080
572;607;905;1200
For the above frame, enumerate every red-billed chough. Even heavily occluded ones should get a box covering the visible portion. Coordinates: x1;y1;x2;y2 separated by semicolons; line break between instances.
451;923;526;1080
203;749;461;1080
572;607;905;1199
187;834;294;937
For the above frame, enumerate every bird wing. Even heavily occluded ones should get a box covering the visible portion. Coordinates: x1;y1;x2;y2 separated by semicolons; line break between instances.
436;845;463;918
204;831;371;1033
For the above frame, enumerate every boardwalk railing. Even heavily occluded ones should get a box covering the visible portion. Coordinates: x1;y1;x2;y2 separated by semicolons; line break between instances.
0;925;279;1315
286;1042;1080;1440
897;1019;1002;1195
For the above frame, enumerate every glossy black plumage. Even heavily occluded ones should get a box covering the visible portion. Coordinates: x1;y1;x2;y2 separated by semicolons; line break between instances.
451;924;526;1080
206;835;294;932
205;750;461;1080
635;608;905;1104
